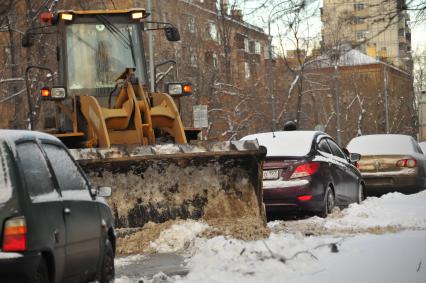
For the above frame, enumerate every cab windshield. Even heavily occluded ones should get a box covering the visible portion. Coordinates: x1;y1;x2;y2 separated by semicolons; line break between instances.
66;22;144;96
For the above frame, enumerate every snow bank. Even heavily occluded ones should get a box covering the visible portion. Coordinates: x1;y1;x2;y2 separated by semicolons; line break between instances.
150;220;209;253
116;191;426;282
309;191;426;231
176;191;426;283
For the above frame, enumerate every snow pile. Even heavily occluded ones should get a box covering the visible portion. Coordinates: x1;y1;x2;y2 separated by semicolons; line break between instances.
116;191;426;282
176;230;426;283
150;220;209;253
116;272;173;283
175;191;426;283
321;191;426;230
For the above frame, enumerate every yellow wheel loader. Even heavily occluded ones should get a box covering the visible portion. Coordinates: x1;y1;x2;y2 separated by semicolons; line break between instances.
22;9;266;229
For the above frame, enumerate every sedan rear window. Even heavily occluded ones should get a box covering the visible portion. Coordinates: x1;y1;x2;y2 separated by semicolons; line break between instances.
347;135;416;155
0;142;13;203
242;131;315;157
16;142;58;201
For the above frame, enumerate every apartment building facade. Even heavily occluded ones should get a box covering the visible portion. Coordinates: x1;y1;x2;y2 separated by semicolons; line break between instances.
321;0;412;72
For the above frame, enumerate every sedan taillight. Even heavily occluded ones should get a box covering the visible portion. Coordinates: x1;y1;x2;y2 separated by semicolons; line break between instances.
290;162;320;179
396;159;417;168
2;216;27;252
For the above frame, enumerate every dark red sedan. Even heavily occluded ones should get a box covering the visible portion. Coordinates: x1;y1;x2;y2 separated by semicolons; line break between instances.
242;131;364;217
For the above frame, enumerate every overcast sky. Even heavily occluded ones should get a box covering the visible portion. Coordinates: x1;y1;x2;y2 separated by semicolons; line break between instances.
239;0;425;53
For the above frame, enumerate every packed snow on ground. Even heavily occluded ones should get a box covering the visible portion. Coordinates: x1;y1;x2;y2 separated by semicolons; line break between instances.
149;220;209;253
115;190;426;283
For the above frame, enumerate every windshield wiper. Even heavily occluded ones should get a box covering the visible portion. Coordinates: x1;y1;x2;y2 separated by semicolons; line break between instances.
126;27;136;69
96;15;130;48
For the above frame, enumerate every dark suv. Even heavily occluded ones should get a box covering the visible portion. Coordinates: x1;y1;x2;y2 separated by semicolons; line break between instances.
0;130;115;283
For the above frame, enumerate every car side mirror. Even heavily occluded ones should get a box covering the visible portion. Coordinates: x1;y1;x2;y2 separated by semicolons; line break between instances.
350;153;361;163
22;32;34;48
96;186;112;197
164;26;180;41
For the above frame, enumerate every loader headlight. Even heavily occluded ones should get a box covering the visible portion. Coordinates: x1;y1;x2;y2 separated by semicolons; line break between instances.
167;83;192;96
40;87;67;100
60;13;74;21
131;11;145;20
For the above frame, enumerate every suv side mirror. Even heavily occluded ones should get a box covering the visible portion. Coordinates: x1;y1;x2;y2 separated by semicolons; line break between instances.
95;186;112;197
164;26;180;41
350;153;361;163
22;32;34;48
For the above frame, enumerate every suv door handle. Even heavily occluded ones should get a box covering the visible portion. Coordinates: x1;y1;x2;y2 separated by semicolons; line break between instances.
63;207;71;215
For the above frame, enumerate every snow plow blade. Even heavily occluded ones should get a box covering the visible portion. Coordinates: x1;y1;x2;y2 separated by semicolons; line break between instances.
70;140;267;228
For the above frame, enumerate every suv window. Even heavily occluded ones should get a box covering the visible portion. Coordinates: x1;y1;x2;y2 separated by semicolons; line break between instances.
318;139;332;154
16;142;58;201
0;142;13;203
327;139;347;160
43;144;91;200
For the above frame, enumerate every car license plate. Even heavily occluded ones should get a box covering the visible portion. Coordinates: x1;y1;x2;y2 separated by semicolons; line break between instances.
263;169;279;180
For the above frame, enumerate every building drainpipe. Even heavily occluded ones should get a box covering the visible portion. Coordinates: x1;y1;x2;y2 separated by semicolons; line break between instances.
334;64;341;145
268;21;276;131
148;0;155;93
384;64;389;134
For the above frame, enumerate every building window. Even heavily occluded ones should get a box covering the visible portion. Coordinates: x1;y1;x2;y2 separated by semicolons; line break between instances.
354;17;365;24
255;41;261;54
356;30;367;41
234;33;245;49
212;53;218;68
188;16;195;33
190;48;197;66
205;51;217;68
208;22;219;41
354;3;365;11
244;38;249;53
3;47;11;64
244;62;250;79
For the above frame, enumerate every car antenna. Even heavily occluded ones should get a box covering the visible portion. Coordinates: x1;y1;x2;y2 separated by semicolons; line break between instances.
272;127;276;138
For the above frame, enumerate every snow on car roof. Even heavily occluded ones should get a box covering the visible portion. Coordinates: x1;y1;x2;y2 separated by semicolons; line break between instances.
0;129;60;143
347;134;416;155
241;131;319;157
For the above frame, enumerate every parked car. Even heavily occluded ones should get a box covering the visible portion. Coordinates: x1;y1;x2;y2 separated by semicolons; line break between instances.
347;134;426;195
0;130;115;283
241;131;364;217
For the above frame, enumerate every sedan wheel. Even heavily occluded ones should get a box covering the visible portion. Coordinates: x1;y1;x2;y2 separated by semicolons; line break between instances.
99;239;115;283
33;258;49;283
320;187;335;218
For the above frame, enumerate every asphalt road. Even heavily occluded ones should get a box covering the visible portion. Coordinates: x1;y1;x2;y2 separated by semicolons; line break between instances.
115;253;188;281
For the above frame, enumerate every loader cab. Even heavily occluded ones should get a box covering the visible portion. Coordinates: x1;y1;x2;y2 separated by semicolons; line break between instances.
56;10;148;106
